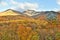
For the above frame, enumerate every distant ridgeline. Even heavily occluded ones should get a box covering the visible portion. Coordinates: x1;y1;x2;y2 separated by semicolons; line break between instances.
0;9;59;20
45;11;57;20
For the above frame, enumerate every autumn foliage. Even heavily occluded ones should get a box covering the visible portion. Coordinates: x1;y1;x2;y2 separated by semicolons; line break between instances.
0;12;60;40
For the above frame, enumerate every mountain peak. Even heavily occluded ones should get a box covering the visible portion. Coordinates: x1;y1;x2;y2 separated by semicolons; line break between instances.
3;9;18;12
0;9;21;16
23;10;40;16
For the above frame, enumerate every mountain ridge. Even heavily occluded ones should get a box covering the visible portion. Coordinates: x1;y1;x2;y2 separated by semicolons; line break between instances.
0;9;22;16
0;9;60;17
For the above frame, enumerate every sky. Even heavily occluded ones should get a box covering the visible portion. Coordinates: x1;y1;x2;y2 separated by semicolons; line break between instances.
0;0;60;12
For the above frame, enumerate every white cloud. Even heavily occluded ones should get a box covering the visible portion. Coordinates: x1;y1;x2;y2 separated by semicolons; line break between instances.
10;0;18;4
52;8;60;11
57;0;60;5
10;0;39;10
0;0;39;11
18;3;25;9
18;2;39;10
0;2;8;6
12;2;39;11
10;6;17;10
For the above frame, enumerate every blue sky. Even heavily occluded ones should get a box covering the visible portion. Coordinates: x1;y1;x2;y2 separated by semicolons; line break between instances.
0;0;60;12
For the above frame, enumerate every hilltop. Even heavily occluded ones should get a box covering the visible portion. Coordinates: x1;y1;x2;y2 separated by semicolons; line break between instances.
0;9;22;16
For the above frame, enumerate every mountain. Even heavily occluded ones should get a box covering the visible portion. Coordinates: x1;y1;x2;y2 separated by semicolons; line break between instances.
23;10;40;16
0;9;34;21
0;9;60;21
0;9;60;40
36;11;57;20
0;9;22;16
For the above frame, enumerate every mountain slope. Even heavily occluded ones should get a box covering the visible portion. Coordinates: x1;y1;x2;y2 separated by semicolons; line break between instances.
23;10;40;16
0;9;21;16
0;9;34;21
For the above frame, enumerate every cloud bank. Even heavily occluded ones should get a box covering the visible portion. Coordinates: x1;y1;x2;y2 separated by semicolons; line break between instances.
0;1;8;6
0;0;39;11
10;0;39;11
57;0;60;5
